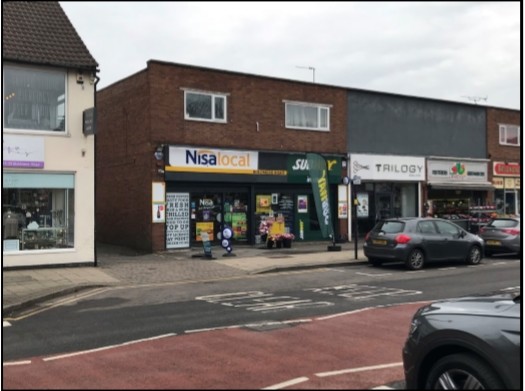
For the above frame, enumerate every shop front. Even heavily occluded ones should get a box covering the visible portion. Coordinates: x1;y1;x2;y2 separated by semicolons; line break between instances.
2;134;94;268
349;154;425;235
162;146;345;248
491;161;521;217
425;157;494;231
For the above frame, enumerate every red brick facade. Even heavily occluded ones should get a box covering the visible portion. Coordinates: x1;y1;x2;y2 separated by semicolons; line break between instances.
485;107;521;206
96;61;348;251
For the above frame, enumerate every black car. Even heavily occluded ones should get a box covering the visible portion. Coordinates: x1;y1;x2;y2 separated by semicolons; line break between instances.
363;217;484;270
403;291;521;389
479;217;521;256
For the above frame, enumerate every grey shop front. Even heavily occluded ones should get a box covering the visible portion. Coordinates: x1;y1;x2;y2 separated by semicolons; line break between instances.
162;146;345;248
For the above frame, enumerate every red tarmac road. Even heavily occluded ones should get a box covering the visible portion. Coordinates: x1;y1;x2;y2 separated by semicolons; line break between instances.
3;302;429;389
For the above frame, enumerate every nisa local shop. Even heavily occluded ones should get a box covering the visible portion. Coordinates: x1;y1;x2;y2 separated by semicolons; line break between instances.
161;146;345;248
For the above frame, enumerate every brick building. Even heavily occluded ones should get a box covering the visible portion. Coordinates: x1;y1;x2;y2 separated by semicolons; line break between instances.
96;60;348;252
486;107;521;215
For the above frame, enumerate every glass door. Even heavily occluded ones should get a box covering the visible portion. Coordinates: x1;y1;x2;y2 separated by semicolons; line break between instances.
223;193;249;242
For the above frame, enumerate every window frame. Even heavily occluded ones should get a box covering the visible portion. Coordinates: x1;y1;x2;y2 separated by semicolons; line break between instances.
183;89;228;123
284;100;331;132
499;124;520;147
3;64;68;135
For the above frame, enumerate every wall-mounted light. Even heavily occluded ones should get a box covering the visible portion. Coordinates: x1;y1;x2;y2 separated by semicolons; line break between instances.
76;71;84;85
154;145;165;161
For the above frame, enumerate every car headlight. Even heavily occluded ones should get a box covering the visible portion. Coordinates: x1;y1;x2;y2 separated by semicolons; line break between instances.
408;317;421;337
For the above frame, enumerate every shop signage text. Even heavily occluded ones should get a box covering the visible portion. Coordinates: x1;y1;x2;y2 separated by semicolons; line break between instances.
427;160;488;182
168;147;258;174
350;154;425;181
2;135;45;169
493;162;520;177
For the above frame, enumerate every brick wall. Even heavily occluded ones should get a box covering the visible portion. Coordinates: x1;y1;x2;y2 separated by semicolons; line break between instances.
147;61;347;154
485;107;521;204
96;61;348;251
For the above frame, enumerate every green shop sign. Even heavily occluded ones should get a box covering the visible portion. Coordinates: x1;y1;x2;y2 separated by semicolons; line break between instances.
287;154;342;184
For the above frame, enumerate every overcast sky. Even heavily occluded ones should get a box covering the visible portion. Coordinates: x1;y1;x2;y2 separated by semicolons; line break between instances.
61;1;521;109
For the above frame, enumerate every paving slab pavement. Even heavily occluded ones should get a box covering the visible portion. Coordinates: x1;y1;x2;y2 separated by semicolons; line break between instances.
2;241;367;316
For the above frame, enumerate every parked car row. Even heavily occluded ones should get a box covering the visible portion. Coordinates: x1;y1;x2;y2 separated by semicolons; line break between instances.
363;216;520;270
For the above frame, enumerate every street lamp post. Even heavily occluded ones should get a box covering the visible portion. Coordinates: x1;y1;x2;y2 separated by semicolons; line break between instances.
352;175;361;260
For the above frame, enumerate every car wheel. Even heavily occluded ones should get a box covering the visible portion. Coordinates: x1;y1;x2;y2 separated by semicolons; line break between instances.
406;248;424;270
425;353;504;389
466;246;482;265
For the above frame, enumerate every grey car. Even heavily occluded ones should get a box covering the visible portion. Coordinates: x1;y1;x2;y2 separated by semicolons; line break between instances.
403;291;521;389
479;217;521;256
363;217;484;270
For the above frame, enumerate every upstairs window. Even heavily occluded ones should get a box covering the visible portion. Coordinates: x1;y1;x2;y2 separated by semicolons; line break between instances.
499;124;520;146
4;65;66;133
184;90;227;123
285;101;330;131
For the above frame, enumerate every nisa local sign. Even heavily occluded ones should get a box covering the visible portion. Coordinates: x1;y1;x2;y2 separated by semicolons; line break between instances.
167;146;258;174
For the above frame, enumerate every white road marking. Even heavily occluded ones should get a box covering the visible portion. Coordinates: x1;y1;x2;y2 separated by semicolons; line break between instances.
43;333;176;361
316;362;403;377
356;272;393;277
3;360;31;366
10;288;110;321
3;321;11;327
438;267;457;271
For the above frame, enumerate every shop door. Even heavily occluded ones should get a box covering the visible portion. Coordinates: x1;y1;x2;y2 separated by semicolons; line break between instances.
376;193;393;220
223;193;249;242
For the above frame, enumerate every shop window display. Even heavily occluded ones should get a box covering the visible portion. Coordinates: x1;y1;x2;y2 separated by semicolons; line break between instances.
2;188;74;251
255;193;295;244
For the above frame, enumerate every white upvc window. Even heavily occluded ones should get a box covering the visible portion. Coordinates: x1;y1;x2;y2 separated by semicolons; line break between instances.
499;124;520;146
3;65;67;133
184;90;227;123
284;101;330;131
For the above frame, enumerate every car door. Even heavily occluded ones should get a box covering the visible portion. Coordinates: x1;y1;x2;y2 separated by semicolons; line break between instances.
434;220;468;260
416;220;443;261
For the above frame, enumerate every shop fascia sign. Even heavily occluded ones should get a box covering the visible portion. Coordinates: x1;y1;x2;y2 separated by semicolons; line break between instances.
427;159;488;182
2;135;45;169
287;154;342;183
350;154;425;181
167;146;258;174
493;161;520;177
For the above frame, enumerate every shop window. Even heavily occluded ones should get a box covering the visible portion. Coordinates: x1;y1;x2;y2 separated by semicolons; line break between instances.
499;124;520;146
255;193;295;241
3;65;66;133
184;90;227;123
284;101;330;131
3;179;75;252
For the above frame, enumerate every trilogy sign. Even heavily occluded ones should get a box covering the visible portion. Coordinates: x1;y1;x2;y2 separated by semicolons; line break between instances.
350;154;425;181
168;147;259;174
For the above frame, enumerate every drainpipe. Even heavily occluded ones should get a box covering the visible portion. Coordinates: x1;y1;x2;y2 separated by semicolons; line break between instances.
93;70;100;266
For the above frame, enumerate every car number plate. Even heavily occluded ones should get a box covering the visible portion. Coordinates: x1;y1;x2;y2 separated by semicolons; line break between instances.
486;240;501;246
372;239;387;245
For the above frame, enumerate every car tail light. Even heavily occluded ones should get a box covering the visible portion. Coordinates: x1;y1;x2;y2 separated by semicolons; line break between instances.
365;232;371;241
502;228;520;235
479;227;485;234
395;234;411;244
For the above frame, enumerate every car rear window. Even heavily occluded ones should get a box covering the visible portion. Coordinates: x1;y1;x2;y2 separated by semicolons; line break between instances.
489;219;519;228
374;221;405;234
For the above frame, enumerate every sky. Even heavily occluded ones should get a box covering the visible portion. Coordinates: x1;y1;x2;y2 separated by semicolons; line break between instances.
61;2;521;110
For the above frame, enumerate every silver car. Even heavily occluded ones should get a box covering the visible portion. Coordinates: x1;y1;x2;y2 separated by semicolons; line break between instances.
479;217;521;256
403;291;521;389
